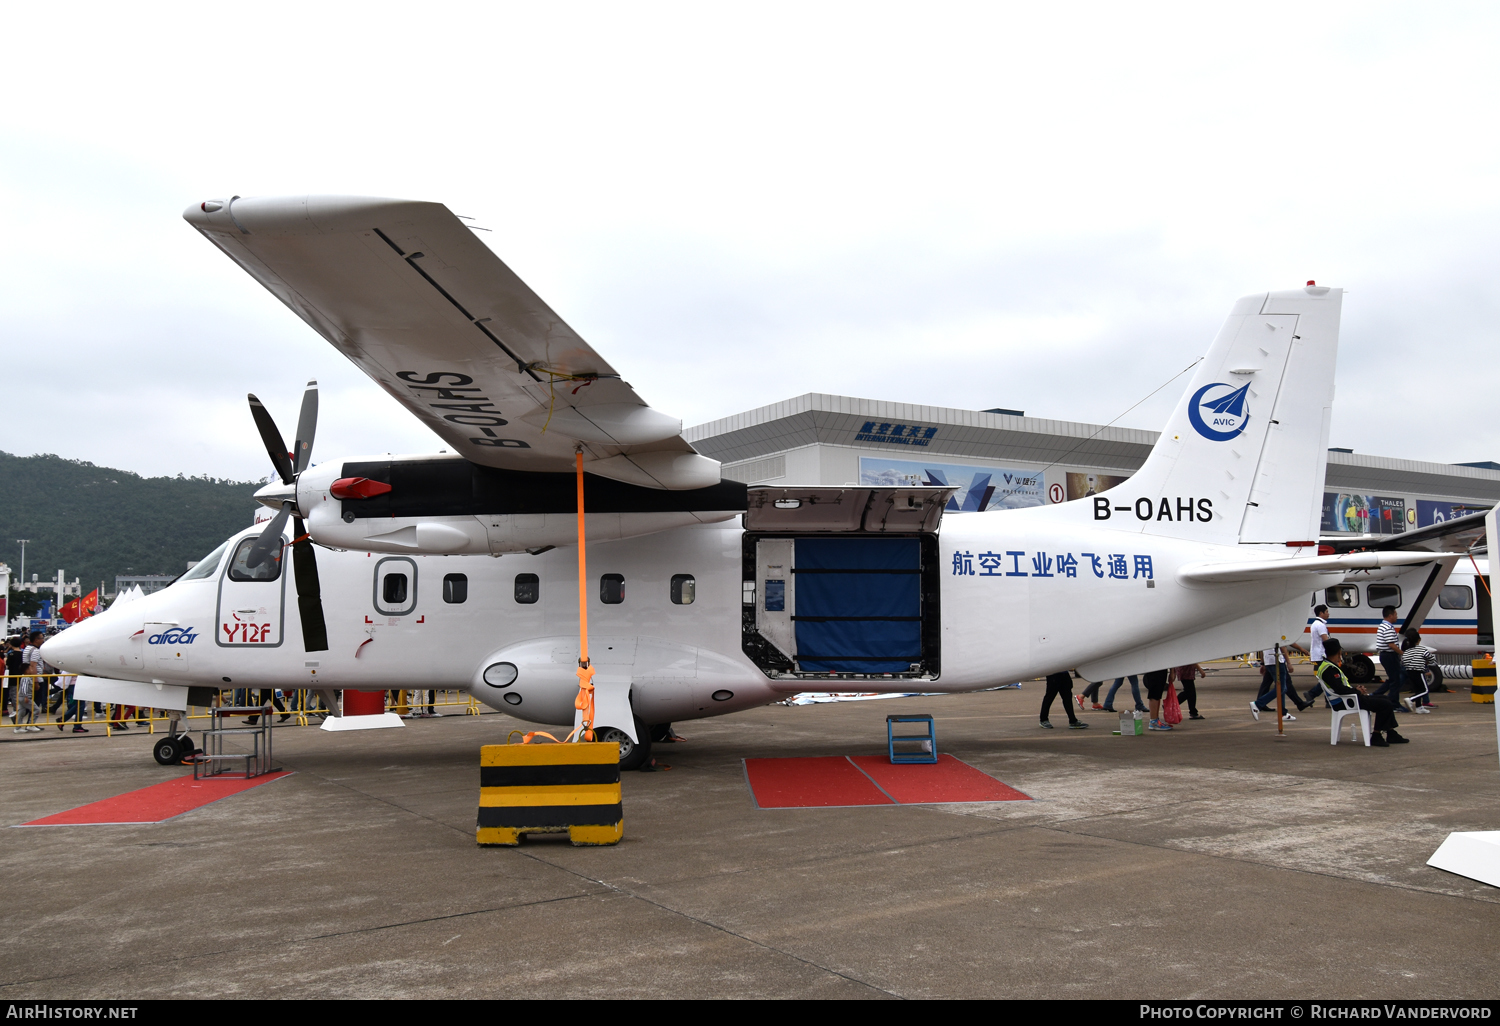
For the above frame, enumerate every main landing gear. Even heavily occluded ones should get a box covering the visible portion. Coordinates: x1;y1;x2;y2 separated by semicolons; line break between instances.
595;718;652;772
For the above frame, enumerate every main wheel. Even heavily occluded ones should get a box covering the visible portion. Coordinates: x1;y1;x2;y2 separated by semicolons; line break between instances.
1345;653;1377;684
595;721;652;772
152;736;183;766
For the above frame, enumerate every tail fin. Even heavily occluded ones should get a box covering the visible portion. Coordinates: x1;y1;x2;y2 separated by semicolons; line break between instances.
1094;286;1342;545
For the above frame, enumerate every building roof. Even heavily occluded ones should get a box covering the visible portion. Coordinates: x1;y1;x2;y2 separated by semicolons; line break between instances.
686;392;1500;502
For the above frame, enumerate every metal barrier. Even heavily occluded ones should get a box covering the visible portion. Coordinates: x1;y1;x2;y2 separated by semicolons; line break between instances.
0;677;488;737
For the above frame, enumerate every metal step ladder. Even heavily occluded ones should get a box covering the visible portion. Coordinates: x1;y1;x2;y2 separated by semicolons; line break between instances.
193;704;278;779
886;713;937;764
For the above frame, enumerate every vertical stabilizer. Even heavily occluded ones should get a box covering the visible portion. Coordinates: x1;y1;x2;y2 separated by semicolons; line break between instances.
1087;286;1341;545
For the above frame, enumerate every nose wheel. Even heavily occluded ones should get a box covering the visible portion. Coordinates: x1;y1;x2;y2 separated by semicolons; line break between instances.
152;735;197;766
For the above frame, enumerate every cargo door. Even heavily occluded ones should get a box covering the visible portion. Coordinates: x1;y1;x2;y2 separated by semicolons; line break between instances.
793;537;922;673
215;535;287;650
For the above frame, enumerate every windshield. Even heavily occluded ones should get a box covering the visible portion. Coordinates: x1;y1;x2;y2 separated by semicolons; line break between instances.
179;538;232;582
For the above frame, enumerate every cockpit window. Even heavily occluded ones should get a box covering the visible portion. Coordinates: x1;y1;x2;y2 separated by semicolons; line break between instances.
228;537;283;582
180;539;232;582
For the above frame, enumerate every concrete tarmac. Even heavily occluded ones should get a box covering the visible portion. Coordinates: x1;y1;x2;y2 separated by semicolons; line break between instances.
1;666;1498;999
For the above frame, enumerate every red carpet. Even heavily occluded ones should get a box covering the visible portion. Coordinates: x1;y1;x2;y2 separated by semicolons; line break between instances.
849;755;1030;803
743;755;1029;808
744;756;893;808
19;772;292;826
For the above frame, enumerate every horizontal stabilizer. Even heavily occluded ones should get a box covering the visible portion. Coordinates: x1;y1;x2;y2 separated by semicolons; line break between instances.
1179;550;1460;585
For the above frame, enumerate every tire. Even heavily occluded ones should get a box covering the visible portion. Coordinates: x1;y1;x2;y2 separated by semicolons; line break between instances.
596;720;652;772
174;735;198;763
153;736;182;766
1346;653;1377;684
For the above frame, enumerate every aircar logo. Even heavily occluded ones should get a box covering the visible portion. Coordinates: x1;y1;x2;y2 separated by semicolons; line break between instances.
147;627;198;645
1187;382;1251;442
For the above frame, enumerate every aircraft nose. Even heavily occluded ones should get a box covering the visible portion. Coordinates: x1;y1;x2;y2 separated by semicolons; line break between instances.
41;622;91;672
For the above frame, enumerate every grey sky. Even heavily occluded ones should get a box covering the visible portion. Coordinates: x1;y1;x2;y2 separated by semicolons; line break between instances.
2;2;1496;480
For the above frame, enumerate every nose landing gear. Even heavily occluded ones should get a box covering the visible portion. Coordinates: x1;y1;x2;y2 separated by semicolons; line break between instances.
152;734;198;766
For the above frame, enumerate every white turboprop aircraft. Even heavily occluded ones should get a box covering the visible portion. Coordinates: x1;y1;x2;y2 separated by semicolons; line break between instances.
43;196;1458;769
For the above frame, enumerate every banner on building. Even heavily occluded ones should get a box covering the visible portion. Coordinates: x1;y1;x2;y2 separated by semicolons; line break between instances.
1321;492;1407;535
1415;499;1490;528
859;457;1043;512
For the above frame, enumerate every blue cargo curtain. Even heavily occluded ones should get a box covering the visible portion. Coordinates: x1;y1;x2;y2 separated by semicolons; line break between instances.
793;537;921;673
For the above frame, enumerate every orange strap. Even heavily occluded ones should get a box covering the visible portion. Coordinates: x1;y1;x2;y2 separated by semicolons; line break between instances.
520;730;561;745
574;449;595;742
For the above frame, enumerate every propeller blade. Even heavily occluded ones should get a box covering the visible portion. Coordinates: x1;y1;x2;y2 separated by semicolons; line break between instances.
292;379;318;475
248;394;295;485
291;515;329;652
244;502;291;570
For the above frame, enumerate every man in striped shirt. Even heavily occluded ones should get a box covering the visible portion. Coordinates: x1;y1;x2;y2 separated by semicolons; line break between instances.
1372;606;1404;701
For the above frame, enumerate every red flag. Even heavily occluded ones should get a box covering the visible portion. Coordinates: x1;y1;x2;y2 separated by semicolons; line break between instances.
60;589;99;624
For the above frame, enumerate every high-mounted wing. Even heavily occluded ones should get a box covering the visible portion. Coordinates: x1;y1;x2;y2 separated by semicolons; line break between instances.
1321;508;1490;554
1178;550;1460;585
184;195;717;490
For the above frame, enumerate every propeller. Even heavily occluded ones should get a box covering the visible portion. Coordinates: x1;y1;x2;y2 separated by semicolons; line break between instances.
247;381;329;653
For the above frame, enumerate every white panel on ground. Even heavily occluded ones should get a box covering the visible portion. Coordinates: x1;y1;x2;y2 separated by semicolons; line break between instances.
320;712;406;731
1427;832;1500;887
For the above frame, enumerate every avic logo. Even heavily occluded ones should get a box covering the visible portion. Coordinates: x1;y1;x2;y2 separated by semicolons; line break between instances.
147;627;199;645
1187;382;1251;441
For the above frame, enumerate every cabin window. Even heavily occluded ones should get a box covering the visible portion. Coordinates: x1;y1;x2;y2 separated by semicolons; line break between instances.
1367;584;1401;608
227;538;282;582
600;574;625;604
670;574;696;605
383;573;409;605
514;574;539;604
443;573;468;604
1439;585;1474;610
1324;585;1359;608
372;557;418;616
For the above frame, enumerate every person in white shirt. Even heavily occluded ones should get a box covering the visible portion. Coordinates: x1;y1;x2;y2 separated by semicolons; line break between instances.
1290;605;1331;704
1371;606;1404;701
16;632;44;732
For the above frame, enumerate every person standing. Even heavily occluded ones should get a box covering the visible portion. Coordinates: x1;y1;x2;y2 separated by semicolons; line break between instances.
1291;604;1331;705
57;672;87;733
16;632;44;732
1251;646;1309;718
1102;675;1146;713
1078;679;1106;710
1040;671;1089;729
1317;638;1407;746
1144;668;1174;731
1174;663;1207;720
1371;606;1404;701
4;637;23;720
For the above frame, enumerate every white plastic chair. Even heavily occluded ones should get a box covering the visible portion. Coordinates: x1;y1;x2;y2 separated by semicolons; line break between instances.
1320;679;1371;746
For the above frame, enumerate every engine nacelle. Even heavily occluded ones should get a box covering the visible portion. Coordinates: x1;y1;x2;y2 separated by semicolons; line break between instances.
293;454;746;555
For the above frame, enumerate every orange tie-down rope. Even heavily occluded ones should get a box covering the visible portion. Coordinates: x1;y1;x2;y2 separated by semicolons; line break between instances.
523;448;595;744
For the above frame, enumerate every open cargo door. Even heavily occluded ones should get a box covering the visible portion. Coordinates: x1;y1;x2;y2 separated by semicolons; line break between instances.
741;487;954;685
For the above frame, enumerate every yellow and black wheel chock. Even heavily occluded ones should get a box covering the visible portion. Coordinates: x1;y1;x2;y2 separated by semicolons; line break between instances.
1472;657;1496;704
476;741;623;846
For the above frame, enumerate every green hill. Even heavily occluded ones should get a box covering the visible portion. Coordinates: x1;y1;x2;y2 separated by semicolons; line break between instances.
0;452;260;602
